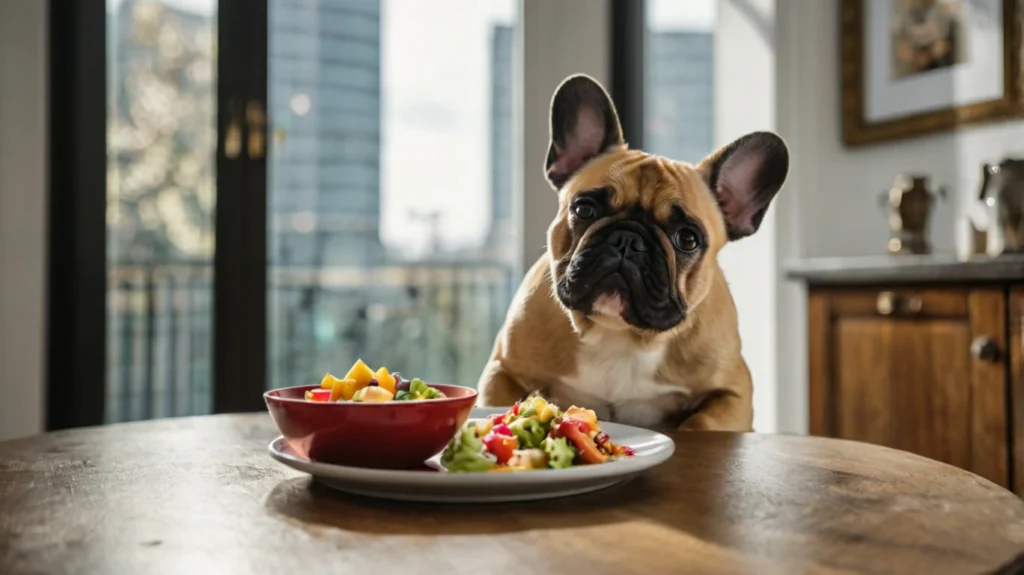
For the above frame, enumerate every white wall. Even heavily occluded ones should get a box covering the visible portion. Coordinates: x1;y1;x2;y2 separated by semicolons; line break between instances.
0;0;48;440
715;0;779;432
774;0;1024;433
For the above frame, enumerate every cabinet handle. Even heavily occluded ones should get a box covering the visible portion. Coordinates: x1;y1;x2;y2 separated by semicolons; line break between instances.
876;291;923;316
970;336;1001;363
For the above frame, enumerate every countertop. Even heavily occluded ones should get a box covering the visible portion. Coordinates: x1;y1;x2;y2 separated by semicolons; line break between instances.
785;253;1024;286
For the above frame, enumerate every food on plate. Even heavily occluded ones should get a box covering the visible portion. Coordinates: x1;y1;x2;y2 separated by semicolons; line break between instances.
303;359;447;403
440;397;635;472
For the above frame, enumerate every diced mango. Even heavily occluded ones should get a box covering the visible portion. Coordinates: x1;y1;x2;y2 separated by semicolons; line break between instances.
344;359;376;387
374;366;397;395
537;404;556;424
564;406;598;430
352;386;394;402
330;377;346;402
339;378;362;401
320;372;342;390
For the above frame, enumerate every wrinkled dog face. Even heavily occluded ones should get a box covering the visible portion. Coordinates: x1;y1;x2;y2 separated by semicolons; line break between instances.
543;75;789;335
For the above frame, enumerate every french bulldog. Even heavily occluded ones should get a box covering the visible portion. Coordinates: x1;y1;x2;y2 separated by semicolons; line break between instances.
476;74;789;431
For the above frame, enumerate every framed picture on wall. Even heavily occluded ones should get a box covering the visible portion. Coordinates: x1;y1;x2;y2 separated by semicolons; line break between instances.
841;0;1024;146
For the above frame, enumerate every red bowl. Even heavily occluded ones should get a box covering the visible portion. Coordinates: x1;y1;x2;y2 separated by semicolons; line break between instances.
264;383;477;469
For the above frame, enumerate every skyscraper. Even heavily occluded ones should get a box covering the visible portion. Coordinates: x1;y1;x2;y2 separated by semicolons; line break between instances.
644;31;715;165
268;0;384;269
484;24;515;264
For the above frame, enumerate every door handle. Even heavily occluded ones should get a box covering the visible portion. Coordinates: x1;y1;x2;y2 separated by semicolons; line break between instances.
246;100;267;159
223;99;243;159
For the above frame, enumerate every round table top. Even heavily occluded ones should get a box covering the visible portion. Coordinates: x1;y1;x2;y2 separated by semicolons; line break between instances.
1;414;1023;575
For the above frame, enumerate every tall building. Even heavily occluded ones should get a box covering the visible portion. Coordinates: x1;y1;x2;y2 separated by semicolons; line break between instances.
484;24;515;264
644;31;715;165
268;0;384;269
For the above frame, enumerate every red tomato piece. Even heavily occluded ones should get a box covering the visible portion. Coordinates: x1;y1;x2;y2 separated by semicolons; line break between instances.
305;389;332;402
553;420;607;464
492;422;513;438
487;413;506;426
482;432;517;464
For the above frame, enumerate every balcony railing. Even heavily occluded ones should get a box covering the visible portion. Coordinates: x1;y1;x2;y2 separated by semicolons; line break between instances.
106;260;515;423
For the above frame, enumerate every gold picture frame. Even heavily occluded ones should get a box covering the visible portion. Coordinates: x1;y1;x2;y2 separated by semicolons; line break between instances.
841;0;1024;147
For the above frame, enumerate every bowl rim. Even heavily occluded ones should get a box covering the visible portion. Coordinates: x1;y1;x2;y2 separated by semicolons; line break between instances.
263;383;478;407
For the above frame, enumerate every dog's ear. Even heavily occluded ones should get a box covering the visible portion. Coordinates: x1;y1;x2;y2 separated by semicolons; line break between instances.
545;75;625;190
697;131;789;241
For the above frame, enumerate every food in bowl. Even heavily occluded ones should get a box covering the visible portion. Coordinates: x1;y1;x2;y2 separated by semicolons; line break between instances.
264;382;478;469
304;359;446;403
440;397;635;473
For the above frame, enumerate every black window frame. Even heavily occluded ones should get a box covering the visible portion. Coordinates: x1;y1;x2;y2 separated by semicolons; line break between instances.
47;0;270;429
610;0;646;150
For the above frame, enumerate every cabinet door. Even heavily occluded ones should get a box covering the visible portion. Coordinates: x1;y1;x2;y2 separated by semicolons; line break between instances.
809;288;1009;487
1009;287;1024;496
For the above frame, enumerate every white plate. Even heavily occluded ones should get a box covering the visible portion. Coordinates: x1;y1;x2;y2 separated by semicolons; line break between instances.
268;407;676;503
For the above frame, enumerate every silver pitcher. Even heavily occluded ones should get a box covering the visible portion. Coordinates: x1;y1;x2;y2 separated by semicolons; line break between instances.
980;159;1024;256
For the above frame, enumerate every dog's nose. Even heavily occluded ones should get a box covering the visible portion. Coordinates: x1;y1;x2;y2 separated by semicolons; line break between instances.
607;229;647;253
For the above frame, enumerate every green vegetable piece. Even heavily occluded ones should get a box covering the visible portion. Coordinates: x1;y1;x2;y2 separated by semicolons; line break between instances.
441;422;496;473
508;417;546;449
409;378;428;395
394;390;412;401
542;436;576;469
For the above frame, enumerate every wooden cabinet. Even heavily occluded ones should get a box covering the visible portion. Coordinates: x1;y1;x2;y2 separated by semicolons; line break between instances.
808;287;1011;489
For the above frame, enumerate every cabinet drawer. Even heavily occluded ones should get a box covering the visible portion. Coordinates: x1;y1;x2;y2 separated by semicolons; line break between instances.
823;289;968;318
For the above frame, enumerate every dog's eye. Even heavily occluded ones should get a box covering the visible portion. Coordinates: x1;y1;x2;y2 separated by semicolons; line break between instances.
672;229;700;253
572;199;598;220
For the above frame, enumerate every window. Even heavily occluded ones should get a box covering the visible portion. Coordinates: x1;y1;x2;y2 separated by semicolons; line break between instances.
644;0;716;164
267;0;520;390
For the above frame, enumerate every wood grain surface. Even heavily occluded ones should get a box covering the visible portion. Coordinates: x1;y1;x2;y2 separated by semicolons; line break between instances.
1;414;1023;575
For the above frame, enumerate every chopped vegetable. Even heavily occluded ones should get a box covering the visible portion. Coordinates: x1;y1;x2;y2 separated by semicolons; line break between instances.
306;361;445;403
439;400;634;473
304;389;332;402
320;373;342;390
507;449;547;469
473;419;494;436
482;431;517;464
542;436;575;469
508;417;546;449
343;359;376;388
374;367;397;395
564;406;599;431
339;378;362;401
554;420;607;464
351;386;394;402
329;377;347;402
441;421;496;473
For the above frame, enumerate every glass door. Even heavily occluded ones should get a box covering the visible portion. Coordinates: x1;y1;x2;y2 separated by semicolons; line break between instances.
49;0;519;430
266;0;520;389
49;0;267;428
105;0;220;421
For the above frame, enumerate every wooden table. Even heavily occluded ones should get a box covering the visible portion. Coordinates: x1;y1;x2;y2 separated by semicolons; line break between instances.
1;415;1023;575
